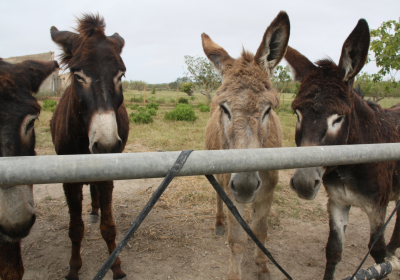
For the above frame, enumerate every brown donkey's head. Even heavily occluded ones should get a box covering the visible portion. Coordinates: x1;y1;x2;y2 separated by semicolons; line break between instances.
0;59;59;241
285;19;370;199
51;14;126;153
204;12;289;203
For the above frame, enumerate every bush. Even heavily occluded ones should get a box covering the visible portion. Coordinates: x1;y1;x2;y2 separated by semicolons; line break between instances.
145;102;159;110
170;98;177;104
130;95;144;103
42;100;57;112
128;104;139;110
147;108;157;116
151;86;156;94
164;104;198;121
198;103;210;112
178;97;189;104
129;110;153;124
156;98;165;104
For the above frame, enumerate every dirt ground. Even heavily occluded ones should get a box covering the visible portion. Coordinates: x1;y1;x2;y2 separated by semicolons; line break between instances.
19;167;400;280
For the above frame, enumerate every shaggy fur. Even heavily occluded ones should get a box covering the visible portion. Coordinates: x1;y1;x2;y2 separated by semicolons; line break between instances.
286;19;400;280
49;14;128;280
0;59;58;280
203;11;289;280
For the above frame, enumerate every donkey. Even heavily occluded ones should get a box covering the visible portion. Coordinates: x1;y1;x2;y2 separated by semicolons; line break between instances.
50;14;129;280
0;58;58;280
203;11;289;280
286;19;400;280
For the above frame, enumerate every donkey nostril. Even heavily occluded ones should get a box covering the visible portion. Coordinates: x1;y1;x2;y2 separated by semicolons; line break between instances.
256;180;261;190
230;181;236;192
290;178;296;190
314;179;321;190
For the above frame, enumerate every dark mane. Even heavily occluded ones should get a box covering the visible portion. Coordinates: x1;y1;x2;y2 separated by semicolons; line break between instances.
59;13;106;68
315;58;336;68
76;13;105;38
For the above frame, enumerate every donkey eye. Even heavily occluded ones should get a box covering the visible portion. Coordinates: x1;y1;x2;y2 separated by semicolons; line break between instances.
262;107;271;120
333;115;344;126
117;73;125;82
26;118;36;131
74;74;85;83
220;105;231;120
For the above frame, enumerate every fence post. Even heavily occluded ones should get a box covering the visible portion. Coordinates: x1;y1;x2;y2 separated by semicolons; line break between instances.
143;85;146;106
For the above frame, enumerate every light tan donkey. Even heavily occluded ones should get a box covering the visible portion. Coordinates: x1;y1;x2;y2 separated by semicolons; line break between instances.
203;11;289;280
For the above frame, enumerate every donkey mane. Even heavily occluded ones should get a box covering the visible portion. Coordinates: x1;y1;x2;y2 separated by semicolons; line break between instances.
59;13;106;68
217;49;274;95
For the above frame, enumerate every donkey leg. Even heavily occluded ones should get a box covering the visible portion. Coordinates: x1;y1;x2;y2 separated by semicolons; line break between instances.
324;200;350;280
97;181;126;280
366;207;389;263
226;200;246;280
215;195;225;235
251;185;275;280
64;183;84;280
0;241;24;280
387;200;400;254
89;184;100;223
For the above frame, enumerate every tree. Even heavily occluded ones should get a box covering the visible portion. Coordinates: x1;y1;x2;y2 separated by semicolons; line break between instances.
184;55;221;105
369;18;400;83
181;82;194;96
169;77;192;90
271;65;293;93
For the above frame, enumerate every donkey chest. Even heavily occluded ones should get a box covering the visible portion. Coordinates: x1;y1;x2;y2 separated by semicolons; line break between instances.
323;171;373;210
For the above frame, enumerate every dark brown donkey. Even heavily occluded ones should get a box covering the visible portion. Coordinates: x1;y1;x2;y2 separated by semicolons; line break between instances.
286;19;400;280
203;11;289;280
50;14;129;280
0;58;58;280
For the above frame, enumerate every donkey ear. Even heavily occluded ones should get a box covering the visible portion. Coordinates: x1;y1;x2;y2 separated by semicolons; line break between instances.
201;33;233;76
254;11;290;77
110;33;125;52
285;46;316;82
338;19;370;86
23;60;59;93
50;26;78;57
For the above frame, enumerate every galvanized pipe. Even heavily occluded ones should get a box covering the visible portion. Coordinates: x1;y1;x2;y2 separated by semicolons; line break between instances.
1;143;400;186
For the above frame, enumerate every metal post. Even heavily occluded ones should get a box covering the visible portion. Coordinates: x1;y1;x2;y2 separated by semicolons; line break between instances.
1;144;400;186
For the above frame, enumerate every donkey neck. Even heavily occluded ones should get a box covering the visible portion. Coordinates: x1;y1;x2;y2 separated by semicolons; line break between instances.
347;93;397;145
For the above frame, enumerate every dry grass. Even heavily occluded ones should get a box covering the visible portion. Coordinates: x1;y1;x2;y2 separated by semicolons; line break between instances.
33;89;356;227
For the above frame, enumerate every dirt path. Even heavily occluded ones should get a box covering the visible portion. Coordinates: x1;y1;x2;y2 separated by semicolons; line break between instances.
22;170;400;280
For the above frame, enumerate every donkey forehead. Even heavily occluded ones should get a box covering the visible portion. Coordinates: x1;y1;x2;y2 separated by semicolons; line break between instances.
70;38;125;71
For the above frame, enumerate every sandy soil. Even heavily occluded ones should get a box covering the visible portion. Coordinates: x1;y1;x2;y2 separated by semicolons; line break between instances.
21;169;400;280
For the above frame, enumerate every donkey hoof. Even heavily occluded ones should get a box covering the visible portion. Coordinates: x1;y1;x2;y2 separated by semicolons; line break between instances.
114;276;127;280
215;225;225;236
89;214;99;223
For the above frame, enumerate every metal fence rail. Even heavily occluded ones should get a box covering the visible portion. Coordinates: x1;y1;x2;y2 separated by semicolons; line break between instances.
1;143;400;186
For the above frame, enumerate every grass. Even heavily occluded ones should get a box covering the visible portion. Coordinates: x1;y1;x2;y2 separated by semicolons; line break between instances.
34;90;400;224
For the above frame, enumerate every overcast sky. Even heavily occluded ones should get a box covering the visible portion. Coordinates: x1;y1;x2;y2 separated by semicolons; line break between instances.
1;0;399;83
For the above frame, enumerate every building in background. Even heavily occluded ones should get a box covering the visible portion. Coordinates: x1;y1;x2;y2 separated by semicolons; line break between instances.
3;52;62;94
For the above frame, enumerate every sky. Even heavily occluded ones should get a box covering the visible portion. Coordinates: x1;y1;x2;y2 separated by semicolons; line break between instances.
1;0;399;84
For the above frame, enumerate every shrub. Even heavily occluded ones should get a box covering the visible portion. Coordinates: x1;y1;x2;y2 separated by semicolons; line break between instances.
198;103;210;112
147;108;157;116
145;102;159;110
128;104;139;110
164;104;198;121
156;98;165;104
190;96;197;101
178;97;189;104
151;86;156;94
170;98;177;104
42;100;57;112
129;110;153;124
130;95;144;103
